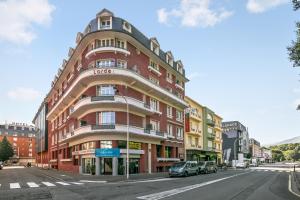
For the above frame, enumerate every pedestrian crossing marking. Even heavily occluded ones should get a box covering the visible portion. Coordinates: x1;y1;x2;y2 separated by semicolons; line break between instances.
70;182;84;185
27;182;39;188
56;182;70;186
42;182;56;187
10;183;20;189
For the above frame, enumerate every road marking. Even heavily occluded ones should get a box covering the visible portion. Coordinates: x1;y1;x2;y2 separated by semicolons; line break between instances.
70;182;84;185
137;172;251;200
10;183;21;189
42;182;56;187
289;174;300;198
79;180;107;183
56;182;70;186
256;170;262;172
279;171;283;173
264;170;269;172
27;182;39;188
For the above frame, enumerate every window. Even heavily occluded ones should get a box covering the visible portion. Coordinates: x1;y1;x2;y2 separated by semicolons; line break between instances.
188;136;192;145
165;146;172;158
13;137;17;141
101;141;112;148
166;72;172;83
116;39;126;49
123;21;132;32
98;112;115;125
150;120;160;131
117;60;127;68
100;20;111;29
167;106;173;118
149;76;159;85
208;127;213;134
176;127;183;139
98;85;115;96
167;124;173;136
176;110;183;122
208;141;212;148
150;61;159;71
96;59;115;68
150;98;159;112
195;138;199;147
207;113;213;120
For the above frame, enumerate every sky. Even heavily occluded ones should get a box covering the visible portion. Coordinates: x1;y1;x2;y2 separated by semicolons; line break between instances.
0;0;299;145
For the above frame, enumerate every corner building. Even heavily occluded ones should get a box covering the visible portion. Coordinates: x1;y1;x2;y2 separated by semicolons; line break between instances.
44;9;188;175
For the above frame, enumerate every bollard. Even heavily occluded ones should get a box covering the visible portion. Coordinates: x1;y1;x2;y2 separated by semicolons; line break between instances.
294;165;296;172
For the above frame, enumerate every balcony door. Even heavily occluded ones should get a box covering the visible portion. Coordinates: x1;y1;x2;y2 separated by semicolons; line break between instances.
97;85;115;96
98;112;115;125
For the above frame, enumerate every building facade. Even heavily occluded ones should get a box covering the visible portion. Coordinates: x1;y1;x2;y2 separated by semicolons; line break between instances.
249;138;261;158
185;97;223;164
0;122;36;164
37;9;188;175
33;102;49;167
222;121;249;164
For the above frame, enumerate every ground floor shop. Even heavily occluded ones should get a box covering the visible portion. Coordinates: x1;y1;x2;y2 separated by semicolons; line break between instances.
186;149;223;164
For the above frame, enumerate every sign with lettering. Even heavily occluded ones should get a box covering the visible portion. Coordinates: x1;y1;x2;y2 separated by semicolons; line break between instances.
72;149;95;156
93;68;114;75
95;148;120;157
129;142;141;150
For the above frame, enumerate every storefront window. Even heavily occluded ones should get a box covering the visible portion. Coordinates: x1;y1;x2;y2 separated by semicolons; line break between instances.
117;141;126;149
165;146;172;158
156;145;162;157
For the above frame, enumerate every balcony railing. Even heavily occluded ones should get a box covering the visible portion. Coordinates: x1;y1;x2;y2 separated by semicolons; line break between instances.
91;95;115;101
207;119;215;126
91;124;115;130
144;129;165;137
85;45;130;58
207;133;216;139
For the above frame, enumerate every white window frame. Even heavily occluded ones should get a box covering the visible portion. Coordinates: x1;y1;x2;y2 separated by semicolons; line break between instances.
150;98;159;112
167;106;173;118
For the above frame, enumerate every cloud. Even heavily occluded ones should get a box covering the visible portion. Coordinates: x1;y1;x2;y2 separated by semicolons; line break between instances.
0;0;55;44
157;0;233;28
187;72;207;80
246;0;289;13
7;87;41;101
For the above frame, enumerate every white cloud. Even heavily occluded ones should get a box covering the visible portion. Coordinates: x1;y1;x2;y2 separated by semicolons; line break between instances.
246;0;289;13
7;87;41;101
157;0;233;28
0;0;55;44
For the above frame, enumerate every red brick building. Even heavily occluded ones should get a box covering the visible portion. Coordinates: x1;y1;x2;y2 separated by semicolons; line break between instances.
36;9;188;175
0;123;36;165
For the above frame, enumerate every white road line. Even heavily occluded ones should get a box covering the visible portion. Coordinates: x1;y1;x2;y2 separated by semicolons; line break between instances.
56;182;70;186
79;180;107;183
264;170;269;172
42;182;56;187
70;182;84;185
279;171;283;173
289;174;300;198
128;178;176;184
10;183;21;189
27;182;39;188
137;172;251;200
257;170;262;172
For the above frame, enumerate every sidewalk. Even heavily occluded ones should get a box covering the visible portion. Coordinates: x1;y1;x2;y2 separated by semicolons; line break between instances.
290;172;300;197
34;167;169;182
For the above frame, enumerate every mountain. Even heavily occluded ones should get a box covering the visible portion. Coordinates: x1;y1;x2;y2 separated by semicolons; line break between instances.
265;136;300;147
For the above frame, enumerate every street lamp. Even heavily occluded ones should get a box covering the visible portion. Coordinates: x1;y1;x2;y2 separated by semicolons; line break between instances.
114;86;129;179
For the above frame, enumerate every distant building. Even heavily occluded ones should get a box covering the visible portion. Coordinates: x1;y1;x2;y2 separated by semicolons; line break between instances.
249;138;261;158
0;122;37;165
260;147;272;163
222;121;249;164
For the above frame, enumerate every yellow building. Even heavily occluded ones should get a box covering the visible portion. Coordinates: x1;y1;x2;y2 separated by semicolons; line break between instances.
185;96;223;164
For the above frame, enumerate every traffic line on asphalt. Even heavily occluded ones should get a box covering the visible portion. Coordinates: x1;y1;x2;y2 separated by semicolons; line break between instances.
127;178;177;184
69;182;84;185
56;182;70;186
137;172;251;200
27;182;39;188
42;182;56;187
10;183;21;189
79;180;107;183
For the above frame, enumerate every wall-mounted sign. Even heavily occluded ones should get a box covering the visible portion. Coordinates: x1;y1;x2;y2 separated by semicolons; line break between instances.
93;69;114;75
72;149;95;156
95;148;120;157
129;142;141;150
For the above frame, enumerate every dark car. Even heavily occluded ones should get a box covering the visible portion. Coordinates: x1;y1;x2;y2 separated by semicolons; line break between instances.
0;162;3;170
169;161;199;177
198;161;217;174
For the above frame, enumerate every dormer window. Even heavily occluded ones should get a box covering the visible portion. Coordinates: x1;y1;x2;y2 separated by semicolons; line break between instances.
123;21;131;33
176;61;184;74
96;9;114;30
101;20;111;29
150;38;160;56
166;51;174;66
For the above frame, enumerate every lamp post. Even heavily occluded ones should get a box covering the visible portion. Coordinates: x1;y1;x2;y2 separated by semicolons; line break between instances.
114;86;129;179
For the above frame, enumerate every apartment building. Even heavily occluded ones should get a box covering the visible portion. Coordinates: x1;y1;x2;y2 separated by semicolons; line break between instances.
0;122;36;165
34;9;188;175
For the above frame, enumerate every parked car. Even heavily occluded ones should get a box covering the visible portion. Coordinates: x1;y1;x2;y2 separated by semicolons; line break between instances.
198;161;218;174
249;162;258;167
169;161;199;177
236;162;248;169
0;162;3;170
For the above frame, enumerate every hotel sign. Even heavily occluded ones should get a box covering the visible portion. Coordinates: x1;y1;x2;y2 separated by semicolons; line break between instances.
129;142;141;150
93;68;114;75
72;149;95;156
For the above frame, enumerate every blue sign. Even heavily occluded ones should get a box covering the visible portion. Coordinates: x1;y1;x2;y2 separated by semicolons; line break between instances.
95;148;120;157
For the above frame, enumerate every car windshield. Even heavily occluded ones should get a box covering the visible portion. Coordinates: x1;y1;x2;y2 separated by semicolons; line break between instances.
172;162;186;168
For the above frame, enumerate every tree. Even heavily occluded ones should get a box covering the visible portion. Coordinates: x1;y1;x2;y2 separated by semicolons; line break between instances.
288;1;300;67
0;136;14;162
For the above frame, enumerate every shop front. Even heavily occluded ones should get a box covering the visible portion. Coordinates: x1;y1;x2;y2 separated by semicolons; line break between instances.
72;149;96;174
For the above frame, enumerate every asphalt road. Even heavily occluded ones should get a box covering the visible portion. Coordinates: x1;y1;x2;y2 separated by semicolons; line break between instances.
0;167;298;200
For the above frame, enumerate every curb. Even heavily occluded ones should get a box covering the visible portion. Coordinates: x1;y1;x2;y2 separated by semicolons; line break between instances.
289;172;300;197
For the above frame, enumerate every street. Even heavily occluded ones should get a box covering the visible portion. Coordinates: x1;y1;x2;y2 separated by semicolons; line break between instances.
0;166;299;200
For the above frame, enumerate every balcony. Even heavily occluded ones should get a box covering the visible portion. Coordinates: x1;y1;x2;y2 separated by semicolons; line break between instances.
186;144;202;150
69;95;158;118
148;65;162;76
188;128;201;135
85;45;130;58
47;66;188;121
189;112;202;121
214;125;222;131
206;147;216;152
207;133;216;140
175;83;184;91
60;124;166;142
206;119;215;127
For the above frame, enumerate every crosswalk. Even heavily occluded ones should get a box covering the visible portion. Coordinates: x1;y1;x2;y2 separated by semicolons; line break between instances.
250;169;292;173
0;181;86;190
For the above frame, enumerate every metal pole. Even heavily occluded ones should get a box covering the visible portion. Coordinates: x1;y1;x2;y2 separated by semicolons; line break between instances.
234;138;237;169
126;99;129;180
